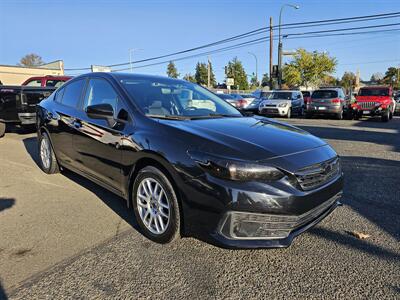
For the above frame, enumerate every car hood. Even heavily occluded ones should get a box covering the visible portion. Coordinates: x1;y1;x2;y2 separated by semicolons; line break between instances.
356;96;391;102
261;99;291;106
159;117;327;161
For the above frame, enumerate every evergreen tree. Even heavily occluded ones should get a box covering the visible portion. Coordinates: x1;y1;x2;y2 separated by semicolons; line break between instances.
195;62;208;85
183;73;196;83
225;57;249;90
166;61;179;78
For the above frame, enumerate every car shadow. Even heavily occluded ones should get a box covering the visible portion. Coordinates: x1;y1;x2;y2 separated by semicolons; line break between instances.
0;280;8;300
340;156;400;241
22;137;40;167
308;227;399;262
0;198;15;213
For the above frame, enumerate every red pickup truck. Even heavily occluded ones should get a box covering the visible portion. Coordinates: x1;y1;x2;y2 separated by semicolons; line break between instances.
22;75;71;88
353;86;396;122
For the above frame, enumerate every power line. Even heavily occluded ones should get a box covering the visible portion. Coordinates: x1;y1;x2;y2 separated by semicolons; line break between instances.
64;11;400;71
111;27;400;72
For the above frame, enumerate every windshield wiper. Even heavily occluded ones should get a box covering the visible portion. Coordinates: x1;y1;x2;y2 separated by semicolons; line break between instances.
146;114;189;120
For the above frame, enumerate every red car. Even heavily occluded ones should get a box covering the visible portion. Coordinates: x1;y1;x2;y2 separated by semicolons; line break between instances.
353;86;396;122
301;90;312;106
22;75;72;88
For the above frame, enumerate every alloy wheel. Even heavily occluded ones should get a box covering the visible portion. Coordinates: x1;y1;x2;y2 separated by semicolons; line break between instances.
136;178;170;235
40;136;51;169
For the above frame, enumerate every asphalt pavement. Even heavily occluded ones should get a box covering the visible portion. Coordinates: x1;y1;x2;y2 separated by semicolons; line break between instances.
1;116;399;299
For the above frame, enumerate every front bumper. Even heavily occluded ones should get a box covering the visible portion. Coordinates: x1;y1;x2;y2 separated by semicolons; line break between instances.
259;106;289;116
212;192;341;248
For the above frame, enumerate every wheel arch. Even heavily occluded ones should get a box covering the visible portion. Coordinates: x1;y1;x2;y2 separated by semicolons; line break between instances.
126;153;186;232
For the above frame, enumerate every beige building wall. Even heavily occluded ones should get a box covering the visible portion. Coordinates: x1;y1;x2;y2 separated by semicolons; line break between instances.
0;60;64;85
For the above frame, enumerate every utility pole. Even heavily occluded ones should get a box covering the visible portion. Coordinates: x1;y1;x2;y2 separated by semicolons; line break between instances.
278;4;300;88
248;52;258;86
207;56;211;88
269;17;273;89
128;48;142;72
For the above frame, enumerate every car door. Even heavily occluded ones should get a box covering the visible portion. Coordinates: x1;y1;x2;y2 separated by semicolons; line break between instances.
46;79;86;168
291;92;302;112
72;77;129;192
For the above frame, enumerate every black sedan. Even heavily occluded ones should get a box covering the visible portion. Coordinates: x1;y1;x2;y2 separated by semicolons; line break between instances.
36;73;343;248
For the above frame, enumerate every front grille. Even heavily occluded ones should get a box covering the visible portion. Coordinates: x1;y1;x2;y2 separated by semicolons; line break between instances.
262;104;276;107
359;101;377;109
295;157;340;191
261;108;279;114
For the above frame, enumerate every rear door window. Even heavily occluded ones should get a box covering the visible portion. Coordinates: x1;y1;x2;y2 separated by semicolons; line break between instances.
60;79;85;108
311;90;338;99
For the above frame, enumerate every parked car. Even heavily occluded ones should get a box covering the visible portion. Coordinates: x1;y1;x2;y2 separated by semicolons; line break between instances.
239;93;255;103
22;75;72;88
36;73;343;248
242;92;272;115
253;89;271;99
394;92;400;115
217;93;247;109
353;86;396;122
0;85;55;137
306;87;348;119
259;90;304;118
301;90;312;106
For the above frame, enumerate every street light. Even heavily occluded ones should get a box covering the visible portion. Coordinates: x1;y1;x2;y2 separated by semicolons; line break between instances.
129;48;143;72
248;52;258;86
278;4;299;88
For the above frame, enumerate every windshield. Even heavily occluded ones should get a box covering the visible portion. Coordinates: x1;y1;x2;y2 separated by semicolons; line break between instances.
269;92;292;100
358;88;389;96
311;90;338;99
120;78;241;118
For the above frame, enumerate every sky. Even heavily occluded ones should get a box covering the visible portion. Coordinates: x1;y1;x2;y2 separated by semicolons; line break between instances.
0;0;399;82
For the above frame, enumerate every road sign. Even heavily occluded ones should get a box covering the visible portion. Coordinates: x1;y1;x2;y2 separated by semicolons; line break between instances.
91;65;111;72
226;78;234;86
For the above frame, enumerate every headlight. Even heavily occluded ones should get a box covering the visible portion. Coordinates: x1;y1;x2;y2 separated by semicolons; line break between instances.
187;151;284;181
278;103;288;107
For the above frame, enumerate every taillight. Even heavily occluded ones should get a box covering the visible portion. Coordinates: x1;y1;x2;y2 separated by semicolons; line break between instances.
331;98;341;103
237;99;246;108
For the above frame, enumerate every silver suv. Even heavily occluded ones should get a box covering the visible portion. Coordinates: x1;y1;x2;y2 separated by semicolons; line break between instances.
259;90;304;118
306;87;348;119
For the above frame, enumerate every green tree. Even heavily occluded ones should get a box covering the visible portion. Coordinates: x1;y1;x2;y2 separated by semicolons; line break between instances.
183;73;196;83
195;62;208;85
225;57;249;90
370;72;383;84
249;72;259;89
340;72;356;93
282;49;337;88
261;73;269;87
208;62;217;87
166;61;179;78
383;67;399;87
18;53;44;67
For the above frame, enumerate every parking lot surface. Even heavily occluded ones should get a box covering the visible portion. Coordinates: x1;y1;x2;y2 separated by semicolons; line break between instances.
1;117;399;299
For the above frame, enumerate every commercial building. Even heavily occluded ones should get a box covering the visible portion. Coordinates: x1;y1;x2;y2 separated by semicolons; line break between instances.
0;60;64;85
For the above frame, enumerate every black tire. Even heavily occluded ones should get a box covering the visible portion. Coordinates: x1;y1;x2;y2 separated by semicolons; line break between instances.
381;109;390;122
389;110;393;120
298;107;304;117
0;122;5;138
132;166;180;244
336;110;343;120
305;112;313;119
286;108;292;119
38;131;59;174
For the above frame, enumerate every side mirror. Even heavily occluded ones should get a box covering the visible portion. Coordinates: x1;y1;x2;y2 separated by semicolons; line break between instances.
86;103;114;119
